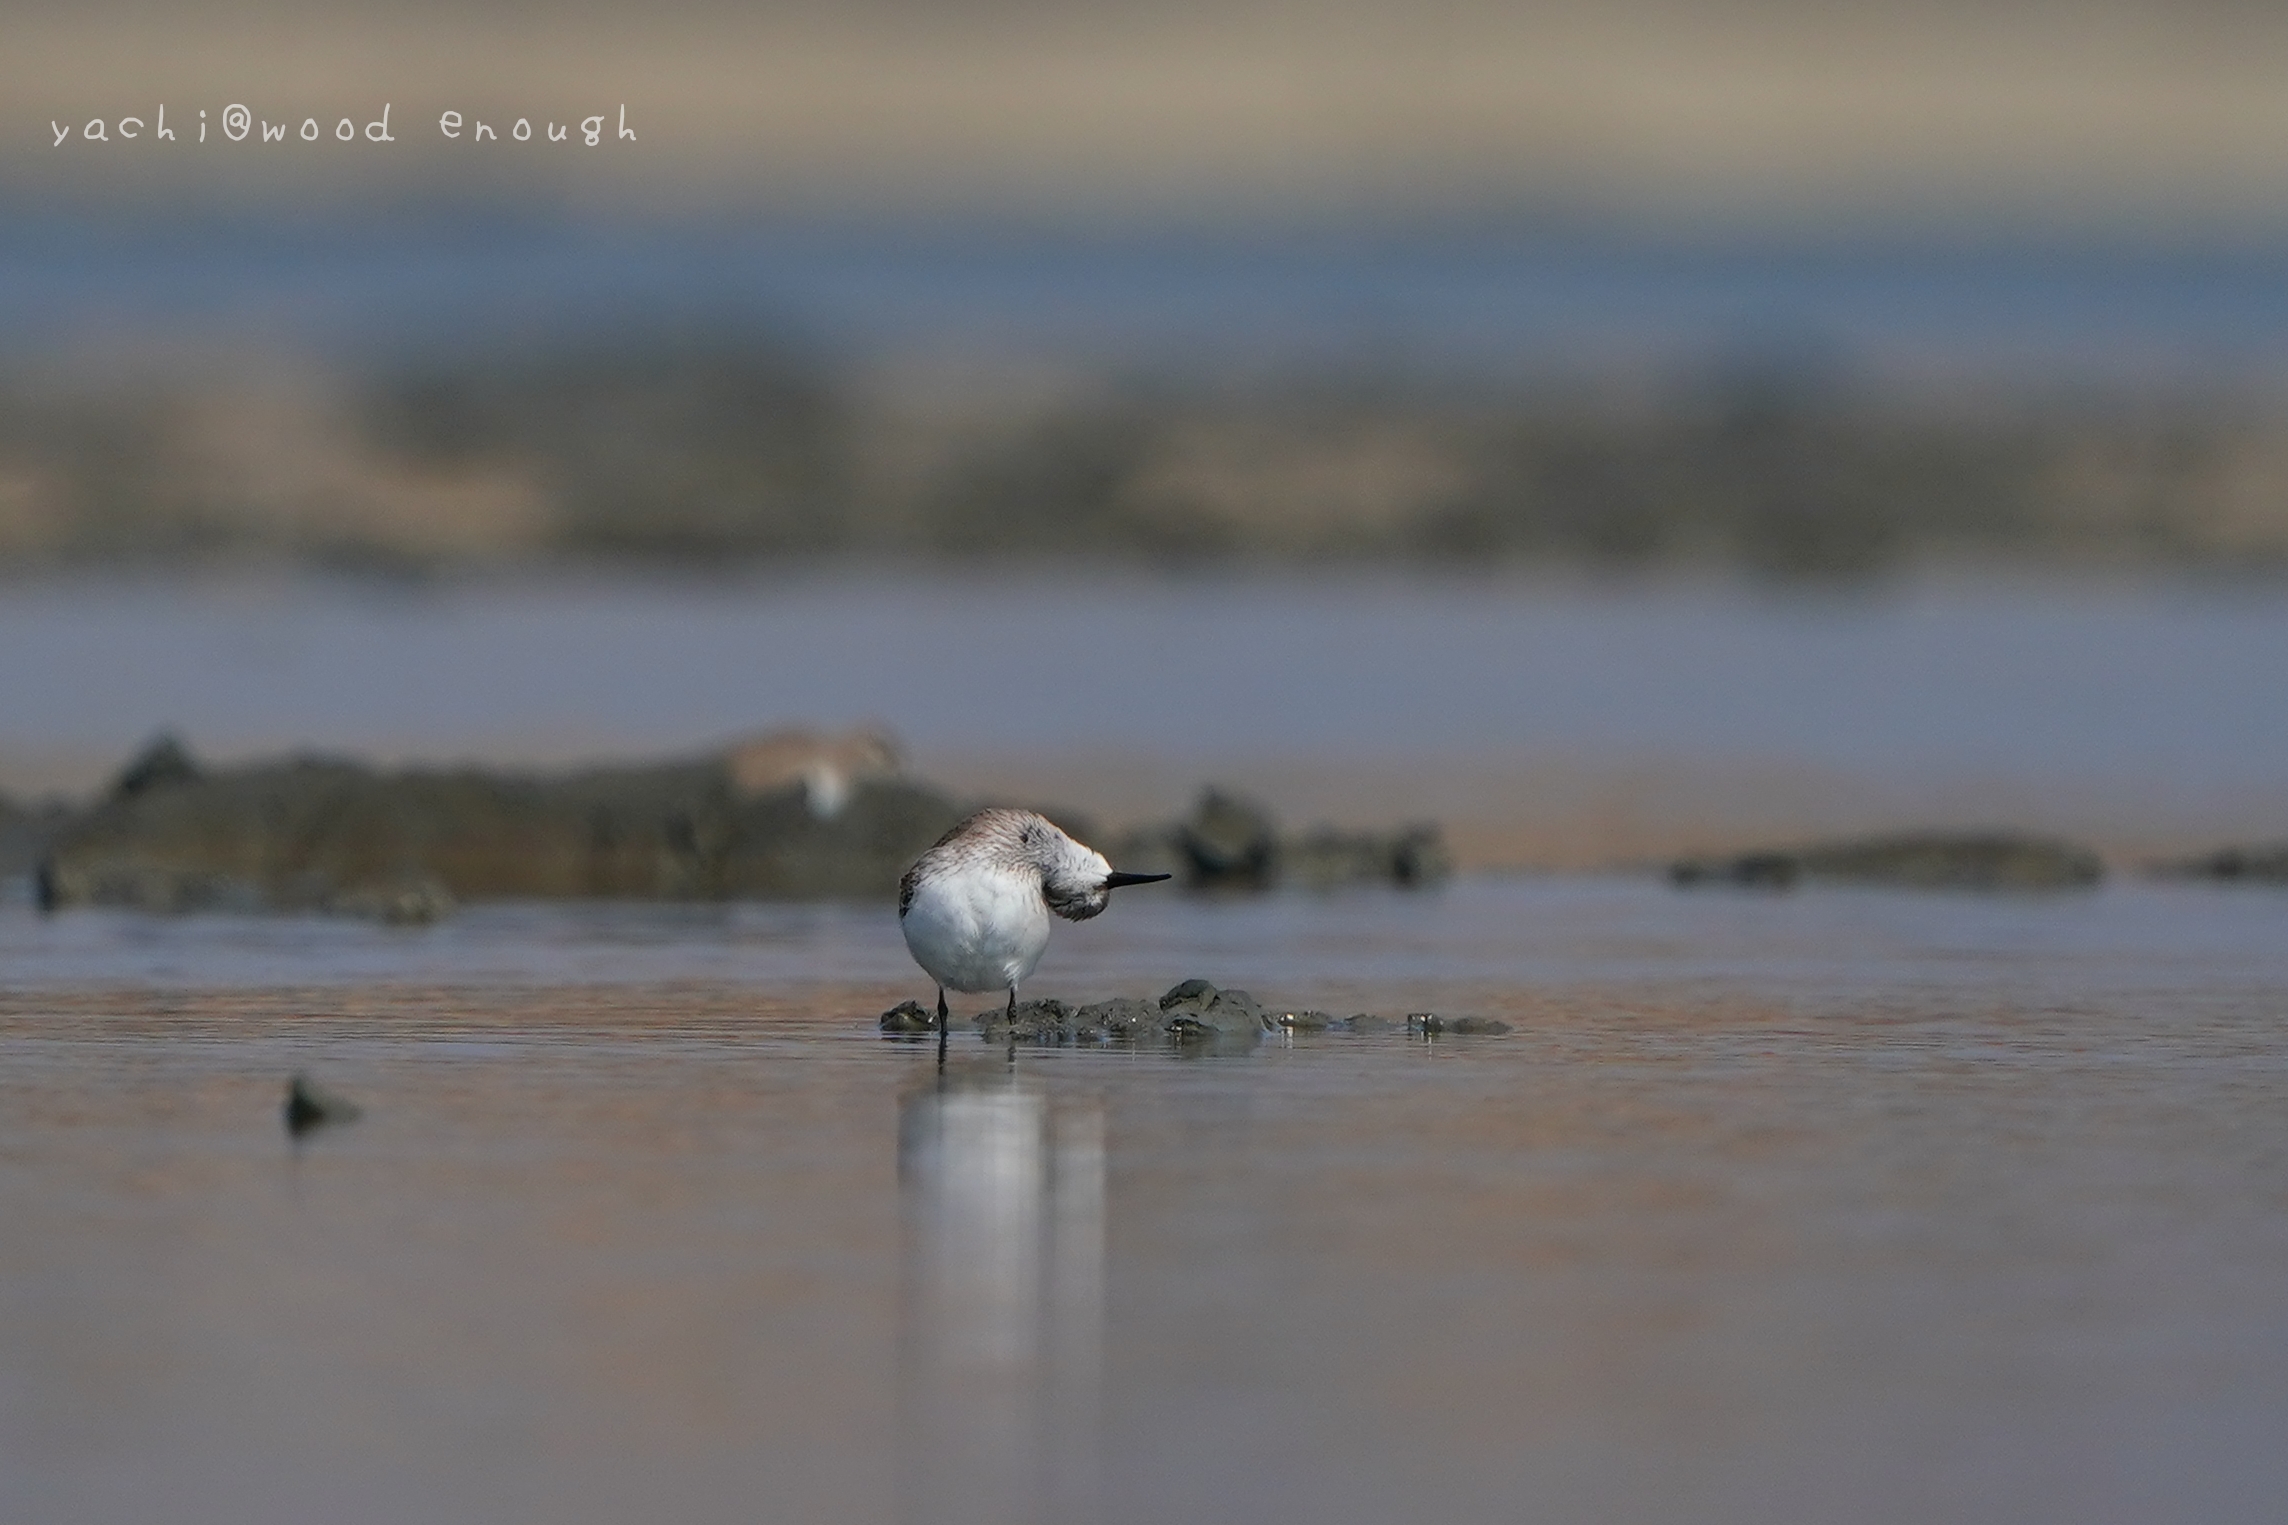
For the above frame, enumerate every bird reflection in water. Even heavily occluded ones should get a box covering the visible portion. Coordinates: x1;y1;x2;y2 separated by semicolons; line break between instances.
898;1073;1105;1525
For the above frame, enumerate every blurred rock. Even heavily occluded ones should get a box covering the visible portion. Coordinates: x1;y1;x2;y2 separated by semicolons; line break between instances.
1671;832;2104;890
112;733;202;799
39;734;967;913
1111;787;1450;893
1178;789;1278;888
283;1072;361;1137
1286;823;1452;890
35;740;1447;915
2154;843;2288;883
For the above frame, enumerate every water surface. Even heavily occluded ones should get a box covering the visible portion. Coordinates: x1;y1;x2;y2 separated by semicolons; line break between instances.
4;573;2287;862
4;877;2285;1524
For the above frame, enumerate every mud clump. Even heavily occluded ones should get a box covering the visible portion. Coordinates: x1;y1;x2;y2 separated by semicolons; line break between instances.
1156;980;1270;1047
1405;1012;1514;1036
974;997;1083;1043
1271;1008;1342;1031
917;982;1508;1047
951;981;1273;1048
1071;997;1163;1041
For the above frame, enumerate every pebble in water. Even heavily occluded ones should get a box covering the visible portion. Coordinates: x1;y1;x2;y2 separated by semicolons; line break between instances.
879;999;939;1035
284;1072;363;1138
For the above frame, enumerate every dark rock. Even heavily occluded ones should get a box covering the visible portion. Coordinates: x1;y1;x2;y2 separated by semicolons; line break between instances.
112;733;202;800
1406;1012;1513;1036
1671;832;2103;891
2156;844;2288;883
284;1072;361;1137
1346;1013;1396;1033
879;999;938;1034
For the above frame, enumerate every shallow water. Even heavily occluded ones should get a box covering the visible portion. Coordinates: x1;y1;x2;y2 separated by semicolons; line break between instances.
7;571;2288;866
5;876;2287;1524
4;573;2287;786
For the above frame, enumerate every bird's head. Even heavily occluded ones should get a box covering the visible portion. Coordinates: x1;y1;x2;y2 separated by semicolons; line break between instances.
1030;822;1172;922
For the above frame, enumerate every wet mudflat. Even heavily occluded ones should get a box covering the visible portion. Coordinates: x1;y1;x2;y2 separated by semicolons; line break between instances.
3;877;2286;1524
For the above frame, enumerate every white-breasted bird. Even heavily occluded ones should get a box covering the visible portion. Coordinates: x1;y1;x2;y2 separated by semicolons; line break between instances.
899;808;1171;1058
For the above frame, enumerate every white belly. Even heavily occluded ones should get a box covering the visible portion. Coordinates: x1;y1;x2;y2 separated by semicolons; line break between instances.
901;869;1052;994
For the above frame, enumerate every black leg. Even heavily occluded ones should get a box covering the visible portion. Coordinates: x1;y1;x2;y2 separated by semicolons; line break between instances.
936;987;949;1066
1006;987;1018;1061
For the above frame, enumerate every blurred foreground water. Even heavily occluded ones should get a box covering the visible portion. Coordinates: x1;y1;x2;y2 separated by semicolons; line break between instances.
3;876;2286;1525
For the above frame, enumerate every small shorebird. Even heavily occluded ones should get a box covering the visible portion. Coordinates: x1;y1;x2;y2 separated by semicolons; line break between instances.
900;808;1170;1060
